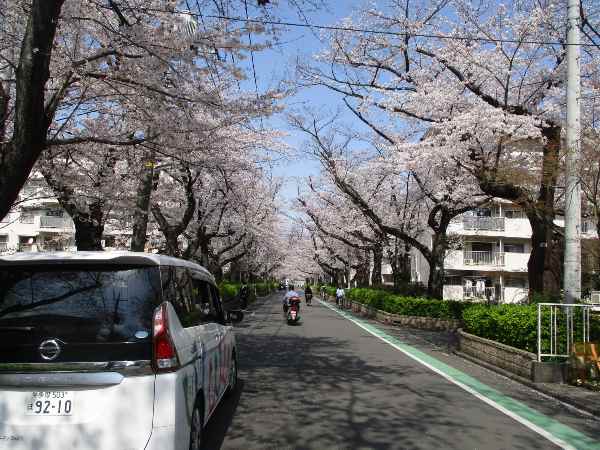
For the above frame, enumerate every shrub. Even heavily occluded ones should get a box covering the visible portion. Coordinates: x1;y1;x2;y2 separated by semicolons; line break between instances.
345;288;468;320
462;304;538;352
219;282;240;302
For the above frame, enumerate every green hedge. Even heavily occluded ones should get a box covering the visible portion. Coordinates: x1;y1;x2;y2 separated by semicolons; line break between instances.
462;304;539;352
345;288;468;320
462;303;600;353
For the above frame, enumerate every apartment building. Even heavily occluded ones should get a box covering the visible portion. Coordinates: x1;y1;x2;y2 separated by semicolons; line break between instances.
0;176;76;253
442;200;531;303
408;199;599;304
0;175;158;254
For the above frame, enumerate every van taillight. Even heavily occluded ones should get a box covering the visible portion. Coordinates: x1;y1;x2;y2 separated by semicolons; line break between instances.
152;304;180;372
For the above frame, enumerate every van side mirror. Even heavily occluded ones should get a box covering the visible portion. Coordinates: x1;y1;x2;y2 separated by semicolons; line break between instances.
227;310;244;323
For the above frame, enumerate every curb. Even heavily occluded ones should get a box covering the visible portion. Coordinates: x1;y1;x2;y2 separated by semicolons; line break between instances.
454;350;600;419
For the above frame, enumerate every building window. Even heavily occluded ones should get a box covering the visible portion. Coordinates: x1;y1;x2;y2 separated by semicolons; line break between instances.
103;236;116;248
505;277;527;288
444;276;462;286
505;209;525;219
504;243;525;253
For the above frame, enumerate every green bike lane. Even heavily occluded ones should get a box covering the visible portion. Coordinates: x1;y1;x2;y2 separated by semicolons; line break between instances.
203;293;600;449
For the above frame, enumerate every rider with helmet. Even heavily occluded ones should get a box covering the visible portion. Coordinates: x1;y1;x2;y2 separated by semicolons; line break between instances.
283;284;301;314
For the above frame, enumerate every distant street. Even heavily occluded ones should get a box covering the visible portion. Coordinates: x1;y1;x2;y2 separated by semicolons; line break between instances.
201;292;600;449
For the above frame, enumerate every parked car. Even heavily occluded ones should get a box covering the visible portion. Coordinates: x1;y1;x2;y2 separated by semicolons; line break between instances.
0;251;242;450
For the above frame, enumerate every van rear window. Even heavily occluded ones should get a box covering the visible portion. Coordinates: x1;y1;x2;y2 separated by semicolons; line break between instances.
0;266;161;349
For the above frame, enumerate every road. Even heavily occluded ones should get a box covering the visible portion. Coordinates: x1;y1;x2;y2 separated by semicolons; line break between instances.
202;292;600;450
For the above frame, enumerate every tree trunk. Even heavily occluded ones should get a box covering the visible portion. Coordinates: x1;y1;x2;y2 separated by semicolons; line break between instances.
0;1;65;221
426;212;452;299
196;240;208;267
426;234;446;299
353;250;370;287
73;202;104;251
527;125;561;299
372;244;383;286
130;155;156;252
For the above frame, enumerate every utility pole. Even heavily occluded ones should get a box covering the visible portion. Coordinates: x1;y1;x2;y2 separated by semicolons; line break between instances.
564;0;582;303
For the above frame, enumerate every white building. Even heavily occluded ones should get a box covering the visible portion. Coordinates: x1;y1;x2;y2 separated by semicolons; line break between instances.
0;176;76;253
0;175;138;254
408;200;598;303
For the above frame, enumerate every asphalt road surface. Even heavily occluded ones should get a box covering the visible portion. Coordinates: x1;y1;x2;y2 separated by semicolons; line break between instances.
202;293;600;450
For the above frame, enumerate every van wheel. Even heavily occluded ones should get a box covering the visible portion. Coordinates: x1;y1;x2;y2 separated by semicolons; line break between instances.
226;352;238;396
189;401;203;450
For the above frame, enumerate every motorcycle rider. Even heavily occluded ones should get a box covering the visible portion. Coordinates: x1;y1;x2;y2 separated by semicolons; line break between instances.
283;284;301;314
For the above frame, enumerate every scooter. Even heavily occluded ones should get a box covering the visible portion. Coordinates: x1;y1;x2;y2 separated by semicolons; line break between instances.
305;292;313;306
286;297;301;324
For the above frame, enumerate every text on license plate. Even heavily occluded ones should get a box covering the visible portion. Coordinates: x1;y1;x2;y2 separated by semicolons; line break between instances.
26;391;74;416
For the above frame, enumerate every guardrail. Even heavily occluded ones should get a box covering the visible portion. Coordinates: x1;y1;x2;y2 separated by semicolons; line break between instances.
537;303;599;362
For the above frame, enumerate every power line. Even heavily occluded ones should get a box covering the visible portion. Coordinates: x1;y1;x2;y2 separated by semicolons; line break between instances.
150;8;600;47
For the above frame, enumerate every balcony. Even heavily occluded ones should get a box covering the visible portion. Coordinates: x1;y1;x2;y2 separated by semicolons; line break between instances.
463;251;505;267
463;286;503;304
39;216;74;230
463;216;505;232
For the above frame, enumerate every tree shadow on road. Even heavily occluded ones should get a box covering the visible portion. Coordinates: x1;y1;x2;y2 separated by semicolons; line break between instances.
208;331;551;450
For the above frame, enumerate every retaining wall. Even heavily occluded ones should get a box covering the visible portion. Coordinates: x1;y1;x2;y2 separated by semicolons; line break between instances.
457;329;536;379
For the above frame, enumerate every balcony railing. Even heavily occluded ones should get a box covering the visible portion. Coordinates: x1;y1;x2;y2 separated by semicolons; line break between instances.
464;251;505;266
19;215;34;224
463;216;505;231
39;216;73;229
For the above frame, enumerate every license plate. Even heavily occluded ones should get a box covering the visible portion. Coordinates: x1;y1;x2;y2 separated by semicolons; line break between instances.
26;391;74;416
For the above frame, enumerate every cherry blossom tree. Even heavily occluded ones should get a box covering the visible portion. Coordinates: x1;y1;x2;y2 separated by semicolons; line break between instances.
290;112;486;297
0;0;323;223
298;0;600;296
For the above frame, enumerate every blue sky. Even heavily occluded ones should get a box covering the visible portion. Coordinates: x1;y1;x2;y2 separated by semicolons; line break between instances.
237;0;368;204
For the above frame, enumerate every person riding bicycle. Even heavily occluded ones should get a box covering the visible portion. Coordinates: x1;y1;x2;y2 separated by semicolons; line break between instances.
335;286;345;306
283;285;301;314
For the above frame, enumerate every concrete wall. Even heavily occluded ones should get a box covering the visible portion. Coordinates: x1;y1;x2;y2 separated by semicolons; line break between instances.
458;329;536;379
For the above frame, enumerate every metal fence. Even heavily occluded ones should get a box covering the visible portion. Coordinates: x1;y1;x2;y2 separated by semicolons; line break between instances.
537;303;599;362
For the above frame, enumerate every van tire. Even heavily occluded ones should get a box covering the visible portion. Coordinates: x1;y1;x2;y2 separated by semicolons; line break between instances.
225;351;238;396
189;398;204;450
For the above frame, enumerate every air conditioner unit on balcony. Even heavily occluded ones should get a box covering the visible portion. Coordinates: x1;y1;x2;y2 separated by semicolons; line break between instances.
591;291;600;303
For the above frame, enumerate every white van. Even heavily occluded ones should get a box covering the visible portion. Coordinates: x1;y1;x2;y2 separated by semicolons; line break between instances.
0;251;242;450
